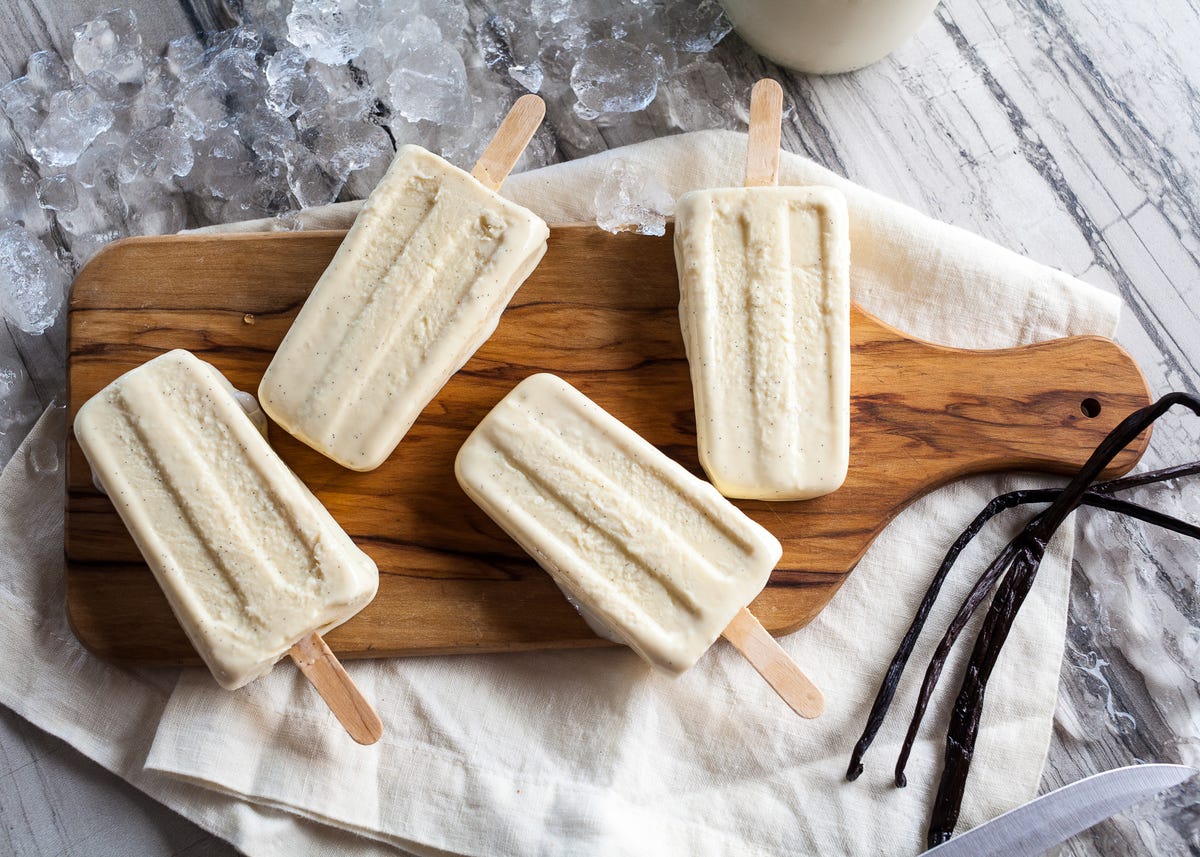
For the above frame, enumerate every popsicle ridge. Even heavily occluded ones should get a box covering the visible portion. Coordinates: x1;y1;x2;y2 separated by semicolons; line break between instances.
354;173;439;285
306;193;509;450
484;410;717;619
740;197;804;474
115;380;278;629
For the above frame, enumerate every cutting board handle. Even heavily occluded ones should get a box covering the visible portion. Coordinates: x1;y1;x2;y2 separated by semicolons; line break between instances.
850;304;1151;487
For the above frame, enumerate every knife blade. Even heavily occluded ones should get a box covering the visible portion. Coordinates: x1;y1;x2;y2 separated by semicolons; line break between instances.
921;764;1196;856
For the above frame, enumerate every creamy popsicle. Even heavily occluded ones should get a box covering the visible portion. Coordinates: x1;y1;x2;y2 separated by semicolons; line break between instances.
674;79;850;502
74;349;379;692
455;373;784;675
260;116;549;471
675;184;850;500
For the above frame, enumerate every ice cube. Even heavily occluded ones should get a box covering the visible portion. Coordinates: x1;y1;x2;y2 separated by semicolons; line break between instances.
281;141;342;208
477;15;516;72
127;60;174;132
416;0;469;40
266;47;304;113
30;85;116;168
54;133;126;256
208;47;266;115
666;0;733;53
593;158;674;236
387;17;470;124
35;174;79;213
81;70;129;107
531;0;571;30
240;105;299;159
266;47;325;117
25;50;72;99
249;163;294;220
54;187;125;264
307;61;373;123
238;1;292;38
174;73;228;140
1;50;73;145
121;177;188;235
72;9;146;86
509;63;544;93
219;26;266;54
286;0;364;65
388;17;468;113
0;78;41;145
570;40;661;117
272;210;305;232
190;126;253;196
0;148;50;234
70;129;123;189
165;34;206;79
475;14;544;92
662;60;735;132
117;126;193;183
178;125;259;223
0;227;69;334
309;119;391;181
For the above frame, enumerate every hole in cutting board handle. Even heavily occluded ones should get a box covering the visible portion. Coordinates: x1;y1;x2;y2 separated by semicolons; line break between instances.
1080;397;1102;418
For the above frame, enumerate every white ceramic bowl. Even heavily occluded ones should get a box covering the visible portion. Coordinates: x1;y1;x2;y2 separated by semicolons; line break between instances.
719;0;942;75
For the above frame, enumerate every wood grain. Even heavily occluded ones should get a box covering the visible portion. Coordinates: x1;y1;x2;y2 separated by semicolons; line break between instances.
64;227;1152;665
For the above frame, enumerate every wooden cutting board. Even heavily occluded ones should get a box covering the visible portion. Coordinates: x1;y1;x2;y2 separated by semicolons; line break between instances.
65;227;1151;665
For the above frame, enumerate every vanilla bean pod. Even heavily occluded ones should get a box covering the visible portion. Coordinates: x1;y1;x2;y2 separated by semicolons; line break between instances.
924;392;1200;846
892;538;1023;785
1086;492;1200;538
895;481;1200;792
847;491;1034;782
925;539;1044;845
846;463;1200;782
1094;460;1200;491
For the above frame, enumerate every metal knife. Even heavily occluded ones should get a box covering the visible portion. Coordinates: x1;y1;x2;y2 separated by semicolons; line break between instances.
921;764;1196;856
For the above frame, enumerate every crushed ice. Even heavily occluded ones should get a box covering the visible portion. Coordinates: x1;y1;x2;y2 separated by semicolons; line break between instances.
594;159;674;236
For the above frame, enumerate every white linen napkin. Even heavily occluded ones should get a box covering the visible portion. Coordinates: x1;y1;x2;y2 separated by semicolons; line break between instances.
0;129;1121;856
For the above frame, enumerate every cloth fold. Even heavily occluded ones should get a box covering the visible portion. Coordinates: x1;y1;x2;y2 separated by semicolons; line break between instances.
1;130;1120;856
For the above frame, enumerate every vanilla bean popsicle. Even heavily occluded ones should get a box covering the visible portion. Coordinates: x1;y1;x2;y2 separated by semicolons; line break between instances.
74;350;379;693
675;79;851;501
259;97;549;471
675;185;850;500
455;373;785;675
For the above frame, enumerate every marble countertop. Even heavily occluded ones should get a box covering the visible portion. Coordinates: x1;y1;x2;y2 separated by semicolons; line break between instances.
2;0;1197;855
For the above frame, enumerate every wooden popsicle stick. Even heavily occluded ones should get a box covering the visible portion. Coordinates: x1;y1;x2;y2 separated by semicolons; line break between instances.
289;632;383;745
471;94;546;191
722;606;825;718
735;80;817;716
745;78;784;188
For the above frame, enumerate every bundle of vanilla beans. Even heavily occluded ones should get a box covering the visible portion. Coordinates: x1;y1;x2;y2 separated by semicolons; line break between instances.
846;392;1200;847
